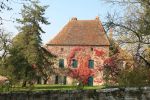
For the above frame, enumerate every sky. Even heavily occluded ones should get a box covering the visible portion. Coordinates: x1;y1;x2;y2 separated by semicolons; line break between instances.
1;0;121;44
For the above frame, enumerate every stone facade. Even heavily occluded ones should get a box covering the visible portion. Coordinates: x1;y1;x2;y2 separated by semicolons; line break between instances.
46;45;109;85
46;17;110;86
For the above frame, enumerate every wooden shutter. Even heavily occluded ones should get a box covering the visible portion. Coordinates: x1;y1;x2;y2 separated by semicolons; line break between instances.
59;59;64;68
89;60;94;68
72;59;78;68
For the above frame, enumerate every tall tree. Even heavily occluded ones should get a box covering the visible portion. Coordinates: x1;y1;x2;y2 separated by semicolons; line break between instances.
9;0;50;86
104;0;150;67
16;0;50;68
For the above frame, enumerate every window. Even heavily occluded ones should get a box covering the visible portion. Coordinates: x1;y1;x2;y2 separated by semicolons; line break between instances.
59;59;64;68
88;76;93;86
72;59;78;68
61;48;64;52
88;60;94;68
91;48;93;51
63;76;67;85
55;75;66;85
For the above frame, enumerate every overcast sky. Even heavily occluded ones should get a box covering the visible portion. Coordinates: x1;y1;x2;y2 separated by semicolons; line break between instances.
1;0;121;44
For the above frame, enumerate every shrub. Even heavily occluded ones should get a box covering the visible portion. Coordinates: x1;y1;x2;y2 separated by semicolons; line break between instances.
0;80;11;92
117;67;150;87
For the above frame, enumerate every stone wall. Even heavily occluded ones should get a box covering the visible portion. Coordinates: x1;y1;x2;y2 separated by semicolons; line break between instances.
1;87;150;100
46;45;109;85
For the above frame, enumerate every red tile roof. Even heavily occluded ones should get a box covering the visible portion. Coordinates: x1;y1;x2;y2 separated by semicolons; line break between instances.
47;17;110;46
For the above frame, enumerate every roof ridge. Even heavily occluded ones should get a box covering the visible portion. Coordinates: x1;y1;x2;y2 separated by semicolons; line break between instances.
47;17;110;46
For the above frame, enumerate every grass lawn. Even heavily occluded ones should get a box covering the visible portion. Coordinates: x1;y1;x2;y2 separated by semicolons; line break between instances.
5;84;104;92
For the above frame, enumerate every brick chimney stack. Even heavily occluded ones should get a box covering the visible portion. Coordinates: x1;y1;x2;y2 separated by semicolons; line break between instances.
71;17;77;21
95;16;99;21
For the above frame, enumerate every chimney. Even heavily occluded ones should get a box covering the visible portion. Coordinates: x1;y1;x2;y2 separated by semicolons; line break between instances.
95;16;99;21
71;17;77;21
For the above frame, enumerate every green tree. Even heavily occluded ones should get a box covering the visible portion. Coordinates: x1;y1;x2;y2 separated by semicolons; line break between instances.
8;1;50;87
8;33;37;86
117;67;150;87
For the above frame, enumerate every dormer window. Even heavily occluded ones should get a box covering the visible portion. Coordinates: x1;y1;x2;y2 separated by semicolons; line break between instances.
72;59;78;68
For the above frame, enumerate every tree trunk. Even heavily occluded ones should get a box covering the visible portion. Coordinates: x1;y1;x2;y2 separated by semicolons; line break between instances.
37;77;41;84
44;79;48;84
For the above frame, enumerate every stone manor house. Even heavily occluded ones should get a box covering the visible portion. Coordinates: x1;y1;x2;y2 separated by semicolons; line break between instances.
46;17;110;86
